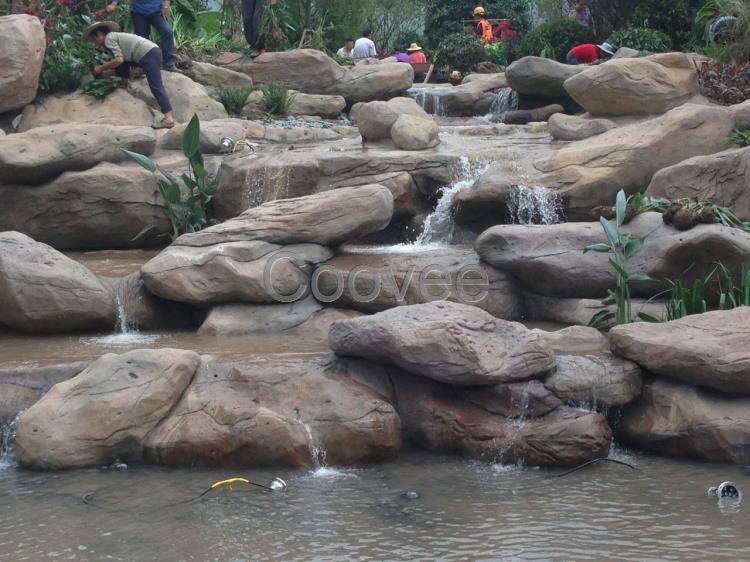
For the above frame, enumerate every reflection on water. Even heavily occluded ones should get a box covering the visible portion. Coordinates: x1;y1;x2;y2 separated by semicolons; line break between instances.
0;449;748;561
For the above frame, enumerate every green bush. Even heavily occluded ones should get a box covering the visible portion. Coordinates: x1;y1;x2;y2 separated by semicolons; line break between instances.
433;33;486;74
629;0;698;49
213;86;253;116
260;83;294;116
609;27;673;53
517;19;595;62
483;42;508;66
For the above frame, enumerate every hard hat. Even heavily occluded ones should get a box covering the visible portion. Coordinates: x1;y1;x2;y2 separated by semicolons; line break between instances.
473;6;486;16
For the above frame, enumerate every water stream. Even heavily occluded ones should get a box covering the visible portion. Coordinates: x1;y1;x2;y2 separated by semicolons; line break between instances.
0;413;20;470
485;87;519;122
507;184;564;225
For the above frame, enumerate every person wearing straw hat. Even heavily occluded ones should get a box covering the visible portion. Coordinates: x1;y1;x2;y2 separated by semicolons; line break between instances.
565;42;614;65
83;21;174;129
407;43;427;64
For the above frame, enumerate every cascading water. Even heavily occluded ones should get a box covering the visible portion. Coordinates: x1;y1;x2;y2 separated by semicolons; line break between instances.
506;184;563;225
409;88;449;117
485;88;519;123
85;275;158;345
114;278;138;335
301;422;327;471
0;412;21;470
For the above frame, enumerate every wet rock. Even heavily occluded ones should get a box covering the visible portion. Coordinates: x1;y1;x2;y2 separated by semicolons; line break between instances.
407;75;508;117
393;373;611;466
197;295;323;335
610;308;750;394
160;118;247;153
461;380;562;418
547;113;616;141
128;71;227;122
537;104;734;218
19;89;154;131
143;355;402;468
506;57;583;98
391;114;440;150
16;349;201;469
329;301;554;386
530;326;609;354
645;147;750;220
476;212;750;298
314;249;524;320
617;378;750;464
183;60;254;89
0;232;115;332
141;241;332;305
0;15;45;113
175;184;394;247
564;53;699;116
544;353;643;407
358;97;431;142
0;124;156;185
503;104;563;125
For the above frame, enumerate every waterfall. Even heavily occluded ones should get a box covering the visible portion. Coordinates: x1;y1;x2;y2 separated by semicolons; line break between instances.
409;88;449;117
302;422;326;469
0;412;22;470
485;88;518;122
114;277;138;335
506;184;563;225
415;156;491;247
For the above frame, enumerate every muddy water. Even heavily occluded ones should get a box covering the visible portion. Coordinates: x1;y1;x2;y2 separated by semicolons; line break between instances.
0;449;748;561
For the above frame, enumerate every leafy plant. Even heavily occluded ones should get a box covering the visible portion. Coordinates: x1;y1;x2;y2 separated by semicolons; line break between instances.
213;85;253;116
717;262;750;309
483;42;508;66
698;61;750;105
666;262;750;320
666;270;711;321
518;19;595;62
124;114;218;241
584;190;654;328
260;83;294;116
727;128;750;146
696;0;750;63
608;27;673;52
81;79;116;100
433;33;486;73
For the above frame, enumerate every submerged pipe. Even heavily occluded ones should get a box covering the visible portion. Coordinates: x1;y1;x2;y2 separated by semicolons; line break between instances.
556;458;640;478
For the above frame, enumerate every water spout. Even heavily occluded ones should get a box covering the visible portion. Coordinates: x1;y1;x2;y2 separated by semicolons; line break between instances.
506;184;563;225
301;422;326;470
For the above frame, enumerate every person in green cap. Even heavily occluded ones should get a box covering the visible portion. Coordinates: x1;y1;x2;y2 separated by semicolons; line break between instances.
83;21;174;129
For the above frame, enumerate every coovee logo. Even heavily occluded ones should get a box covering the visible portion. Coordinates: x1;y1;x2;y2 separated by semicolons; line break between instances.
263;251;492;304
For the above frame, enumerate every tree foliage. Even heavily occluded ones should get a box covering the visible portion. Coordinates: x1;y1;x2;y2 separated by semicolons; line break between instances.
518;18;595;61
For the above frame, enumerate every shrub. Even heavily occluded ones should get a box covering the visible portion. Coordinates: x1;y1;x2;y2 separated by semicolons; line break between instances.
213;85;253;116
483;42;508;66
517;19;595;62
433;33;485;74
698;61;750;105
696;0;750;64
260;83;294;116
609;27;673;53
629;0;696;49
81;79;116;100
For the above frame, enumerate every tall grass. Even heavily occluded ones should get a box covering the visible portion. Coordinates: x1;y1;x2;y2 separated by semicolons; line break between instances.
213;86;253;116
260;83;294;116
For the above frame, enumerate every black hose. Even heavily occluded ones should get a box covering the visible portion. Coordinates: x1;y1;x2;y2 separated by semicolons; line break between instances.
556;457;639;478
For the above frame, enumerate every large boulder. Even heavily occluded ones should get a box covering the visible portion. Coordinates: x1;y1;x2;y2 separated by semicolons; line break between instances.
506;57;583;98
314;248;524;320
160;118;247;153
18;89;154;131
242;89;346;119
617;378;750;463
329;301;554;386
197;295;323;335
0;15;45;113
610;308;750;394
476;212;750;298
0;232;114;332
393;373;611;466
357;97;431;142
544;353;643;407
143;355;402;468
183;60;254;89
175;184;394;247
327;62;413;104
645;147;750;220
547;113;616;141
537;104;735;219
128;71;227;122
563;53;699;116
460;380;562;418
16;349;200;469
390;114;440;150
0;123;156;185
141;241;332;305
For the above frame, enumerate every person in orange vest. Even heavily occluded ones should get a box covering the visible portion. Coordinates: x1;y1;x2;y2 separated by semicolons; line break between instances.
473;6;494;44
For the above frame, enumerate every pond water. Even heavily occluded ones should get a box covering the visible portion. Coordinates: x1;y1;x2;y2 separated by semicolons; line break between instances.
0;448;748;561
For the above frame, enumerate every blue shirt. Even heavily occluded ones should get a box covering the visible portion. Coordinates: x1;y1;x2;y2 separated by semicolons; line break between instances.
119;0;163;15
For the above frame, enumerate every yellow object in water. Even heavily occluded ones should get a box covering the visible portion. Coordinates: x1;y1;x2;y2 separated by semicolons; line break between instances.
211;478;251;491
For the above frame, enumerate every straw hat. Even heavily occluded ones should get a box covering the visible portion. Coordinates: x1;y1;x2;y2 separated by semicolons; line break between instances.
598;42;615;56
82;21;120;42
473;6;486;16
407;43;423;52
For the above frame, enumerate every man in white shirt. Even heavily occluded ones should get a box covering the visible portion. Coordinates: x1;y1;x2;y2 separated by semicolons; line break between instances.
352;29;377;60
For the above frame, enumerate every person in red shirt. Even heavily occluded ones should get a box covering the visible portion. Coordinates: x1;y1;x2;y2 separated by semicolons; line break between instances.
407;43;427;64
566;42;614;65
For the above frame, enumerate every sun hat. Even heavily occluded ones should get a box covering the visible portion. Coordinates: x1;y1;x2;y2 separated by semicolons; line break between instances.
82;21;120;42
407;43;423;52
598;42;615;56
473;6;486;16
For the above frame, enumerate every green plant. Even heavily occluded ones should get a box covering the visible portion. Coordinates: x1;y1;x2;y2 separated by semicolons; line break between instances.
696;0;750;63
124;115;219;241
213;85;253;115
584;190;655;328
717;262;750;309
666;270;712;321
433;33;486;73
483;42;508;66
81;79;116;100
518;19;595;62
728;128;750;146
609;27;673;52
260;83;294;116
